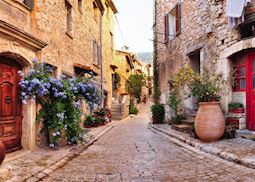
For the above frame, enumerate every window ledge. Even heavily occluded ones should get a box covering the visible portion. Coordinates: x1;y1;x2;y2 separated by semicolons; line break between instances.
93;63;100;68
66;31;73;39
78;9;83;14
4;0;31;12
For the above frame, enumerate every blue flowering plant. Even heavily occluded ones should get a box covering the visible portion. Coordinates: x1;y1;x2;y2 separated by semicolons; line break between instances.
19;59;103;149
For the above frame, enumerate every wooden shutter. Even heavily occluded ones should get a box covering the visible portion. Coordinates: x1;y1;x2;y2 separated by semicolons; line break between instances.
24;0;34;10
175;3;181;35
97;44;101;65
93;40;97;64
164;14;169;41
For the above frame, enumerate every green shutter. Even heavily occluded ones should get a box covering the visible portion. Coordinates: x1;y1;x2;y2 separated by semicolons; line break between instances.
24;0;34;10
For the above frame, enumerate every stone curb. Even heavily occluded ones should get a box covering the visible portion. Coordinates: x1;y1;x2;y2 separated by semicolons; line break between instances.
12;121;118;182
148;124;255;170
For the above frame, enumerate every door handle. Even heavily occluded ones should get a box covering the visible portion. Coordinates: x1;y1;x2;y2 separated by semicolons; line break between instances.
5;96;11;104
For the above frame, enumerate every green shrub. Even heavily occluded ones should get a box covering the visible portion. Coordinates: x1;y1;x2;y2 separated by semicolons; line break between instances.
84;115;100;127
151;104;165;124
170;115;186;125
129;104;139;115
228;102;244;109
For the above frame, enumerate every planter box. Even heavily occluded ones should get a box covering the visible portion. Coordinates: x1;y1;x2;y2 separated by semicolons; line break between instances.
229;108;245;114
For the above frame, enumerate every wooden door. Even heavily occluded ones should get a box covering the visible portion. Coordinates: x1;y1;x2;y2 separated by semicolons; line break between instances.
0;58;22;152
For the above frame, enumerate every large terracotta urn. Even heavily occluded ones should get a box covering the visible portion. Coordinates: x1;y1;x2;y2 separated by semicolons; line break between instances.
0;140;6;165
195;102;225;142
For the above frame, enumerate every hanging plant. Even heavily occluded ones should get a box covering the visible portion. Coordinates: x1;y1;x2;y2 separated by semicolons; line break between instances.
19;59;102;148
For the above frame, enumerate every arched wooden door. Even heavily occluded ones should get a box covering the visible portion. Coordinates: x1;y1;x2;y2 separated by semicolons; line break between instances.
0;57;22;152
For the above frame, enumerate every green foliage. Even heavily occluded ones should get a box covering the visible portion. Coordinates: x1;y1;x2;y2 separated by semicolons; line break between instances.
170;115;186;125
168;66;198;120
126;74;145;102
189;71;224;102
151;104;165;124
228;102;244;109
129;104;139;115
168;92;181;117
84;115;100;127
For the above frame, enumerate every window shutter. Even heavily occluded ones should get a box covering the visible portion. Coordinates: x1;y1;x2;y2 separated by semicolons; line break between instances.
97;44;101;65
175;3;181;35
164;14;169;41
24;0;34;10
93;40;97;64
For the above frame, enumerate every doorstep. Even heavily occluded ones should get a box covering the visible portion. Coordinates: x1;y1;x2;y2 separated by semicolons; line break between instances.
2;120;118;182
149;123;255;170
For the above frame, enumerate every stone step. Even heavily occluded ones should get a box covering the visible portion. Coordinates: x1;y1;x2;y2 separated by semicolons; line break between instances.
111;108;122;112
182;118;195;125
171;124;193;133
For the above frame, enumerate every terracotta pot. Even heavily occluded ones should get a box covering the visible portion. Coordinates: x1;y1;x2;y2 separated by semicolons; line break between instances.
0;140;6;165
195;102;225;143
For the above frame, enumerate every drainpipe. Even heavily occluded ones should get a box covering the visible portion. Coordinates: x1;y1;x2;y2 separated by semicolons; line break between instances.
100;10;105;108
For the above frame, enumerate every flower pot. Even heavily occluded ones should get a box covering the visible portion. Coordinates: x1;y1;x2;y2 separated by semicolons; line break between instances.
229;108;245;113
195;102;225;142
0;140;6;165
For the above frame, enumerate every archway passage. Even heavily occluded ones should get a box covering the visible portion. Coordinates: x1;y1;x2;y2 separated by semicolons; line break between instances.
0;56;22;153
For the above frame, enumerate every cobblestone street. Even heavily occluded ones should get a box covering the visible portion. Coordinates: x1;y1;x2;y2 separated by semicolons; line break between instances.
42;104;255;182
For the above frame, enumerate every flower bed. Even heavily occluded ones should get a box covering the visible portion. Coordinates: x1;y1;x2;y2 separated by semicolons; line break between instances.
19;59;103;149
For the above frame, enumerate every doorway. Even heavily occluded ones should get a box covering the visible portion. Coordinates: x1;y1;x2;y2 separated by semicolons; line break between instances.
0;57;22;153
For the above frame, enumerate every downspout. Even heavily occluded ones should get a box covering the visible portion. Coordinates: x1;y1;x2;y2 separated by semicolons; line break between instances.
100;10;105;108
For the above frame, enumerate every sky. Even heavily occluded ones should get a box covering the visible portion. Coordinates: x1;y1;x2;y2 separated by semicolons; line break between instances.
113;0;153;53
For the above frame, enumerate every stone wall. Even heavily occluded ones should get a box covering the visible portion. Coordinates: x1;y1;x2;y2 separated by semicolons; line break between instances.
113;50;132;96
101;0;117;107
154;0;249;120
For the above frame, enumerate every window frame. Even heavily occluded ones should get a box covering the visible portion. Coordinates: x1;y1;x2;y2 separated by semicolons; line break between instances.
164;3;181;42
65;0;73;34
233;54;247;92
78;0;83;13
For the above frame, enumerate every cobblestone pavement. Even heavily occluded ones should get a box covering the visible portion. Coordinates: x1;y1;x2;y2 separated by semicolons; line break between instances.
42;104;255;182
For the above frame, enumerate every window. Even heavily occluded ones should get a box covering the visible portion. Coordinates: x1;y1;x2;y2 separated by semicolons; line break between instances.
65;0;72;33
24;0;34;10
93;2;99;22
93;40;101;65
232;54;246;91
78;0;83;13
164;3;181;41
46;63;58;78
110;32;114;50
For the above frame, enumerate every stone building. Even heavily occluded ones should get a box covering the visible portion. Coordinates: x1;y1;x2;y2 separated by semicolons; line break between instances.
154;0;255;130
0;0;117;153
112;50;135;98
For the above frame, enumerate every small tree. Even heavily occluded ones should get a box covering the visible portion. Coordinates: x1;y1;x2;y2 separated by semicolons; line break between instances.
126;74;145;103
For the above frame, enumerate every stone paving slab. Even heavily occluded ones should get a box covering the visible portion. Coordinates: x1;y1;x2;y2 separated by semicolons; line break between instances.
149;123;255;170
2;120;119;182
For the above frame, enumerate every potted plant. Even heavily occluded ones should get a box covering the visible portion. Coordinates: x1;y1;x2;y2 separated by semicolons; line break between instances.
189;72;226;142
151;104;165;124
228;102;245;113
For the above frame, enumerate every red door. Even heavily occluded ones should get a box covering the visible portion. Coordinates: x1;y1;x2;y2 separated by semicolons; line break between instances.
0;58;22;152
247;53;255;130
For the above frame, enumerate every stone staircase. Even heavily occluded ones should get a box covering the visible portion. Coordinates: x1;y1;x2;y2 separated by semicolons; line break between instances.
171;112;197;134
111;102;125;120
111;95;130;120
